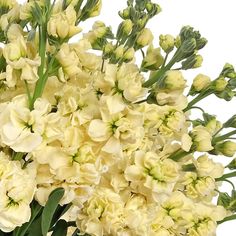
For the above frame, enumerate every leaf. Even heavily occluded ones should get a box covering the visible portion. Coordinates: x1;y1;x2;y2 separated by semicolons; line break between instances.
51;220;68;236
50;203;72;229
41;188;65;236
13;200;43;236
28;215;43;236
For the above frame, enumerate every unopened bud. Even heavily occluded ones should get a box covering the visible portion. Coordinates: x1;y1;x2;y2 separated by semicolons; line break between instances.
114;45;124;60
159;34;175;53
146;3;161;17
117;20;133;39
193;55;203;68
123;47;135;62
136;28;153;49
227;158;236;170
221;63;236;79
215;141;236;157
182;54;203;70
118;7;131;19
192;74;211;92
213;76;228;92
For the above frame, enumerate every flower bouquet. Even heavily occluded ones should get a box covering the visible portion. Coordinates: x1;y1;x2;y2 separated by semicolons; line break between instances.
0;0;236;235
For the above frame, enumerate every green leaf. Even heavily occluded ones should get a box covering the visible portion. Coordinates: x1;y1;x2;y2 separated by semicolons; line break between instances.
41;188;65;236
28;215;43;236
50;203;72;230
51;220;68;236
14;200;43;236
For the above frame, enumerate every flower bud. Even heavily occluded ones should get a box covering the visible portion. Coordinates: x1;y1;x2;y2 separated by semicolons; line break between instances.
181;38;197;54
117;20;133;39
146;3;161;17
227;158;236;170
221;63;236;79
118;7;131;19
163;70;186;91
181;54;203;70
137;15;149;29
175;36;181;48
192;55;203;68
136;28;153;49
215;141;236;157
87;0;102;18
141;45;164;70
192;74;211;92
114;45;124;60
104;42;114;55
213;76;228;92
159;34;175;53
123;47;135;62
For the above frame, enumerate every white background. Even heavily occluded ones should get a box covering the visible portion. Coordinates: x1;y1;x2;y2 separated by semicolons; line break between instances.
16;0;236;234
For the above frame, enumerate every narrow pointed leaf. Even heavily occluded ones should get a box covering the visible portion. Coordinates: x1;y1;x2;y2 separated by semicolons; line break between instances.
41;188;65;236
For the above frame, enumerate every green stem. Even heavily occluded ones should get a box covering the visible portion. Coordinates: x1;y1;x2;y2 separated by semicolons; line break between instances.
169;149;190;161
30;23;47;110
220;179;235;190
213;127;224;138
24;80;32;104
12;152;24;161
183;89;213;112
213;130;236;144
143;49;179;88
162;52;169;68
216;171;236;181
188;106;205;113
217;214;236;225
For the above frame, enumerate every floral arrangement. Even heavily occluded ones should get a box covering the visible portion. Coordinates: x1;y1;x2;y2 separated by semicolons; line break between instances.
0;0;236;235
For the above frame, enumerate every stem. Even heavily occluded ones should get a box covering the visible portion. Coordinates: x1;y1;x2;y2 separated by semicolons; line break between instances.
220;179;235;190
141;49;145;59
24;80;32;104
213;130;236;144
12;152;24;161
143;57;176;87
216;171;236;181
162;52;169;68
30;23;47;110
217;214;236;225
169;149;190;161
188;106;205;113
101;59;105;73
183;89;213;112
72;228;80;236
213;127;224;138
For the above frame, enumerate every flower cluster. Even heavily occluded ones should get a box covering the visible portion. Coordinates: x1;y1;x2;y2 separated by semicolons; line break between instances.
0;0;235;235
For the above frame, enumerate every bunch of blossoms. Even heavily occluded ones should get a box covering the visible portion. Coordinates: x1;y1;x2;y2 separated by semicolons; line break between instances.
0;0;236;235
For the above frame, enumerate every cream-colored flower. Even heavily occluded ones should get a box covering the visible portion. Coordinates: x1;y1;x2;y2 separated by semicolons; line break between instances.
125;151;179;196
191;126;213;152
142;44;164;70
48;5;81;39
195;155;224;178
164;70;186;91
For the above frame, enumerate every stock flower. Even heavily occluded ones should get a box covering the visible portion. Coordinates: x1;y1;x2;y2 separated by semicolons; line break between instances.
0;152;36;232
142;44;164;70
191;126;213;152
164;70;186;91
48;5;81;39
